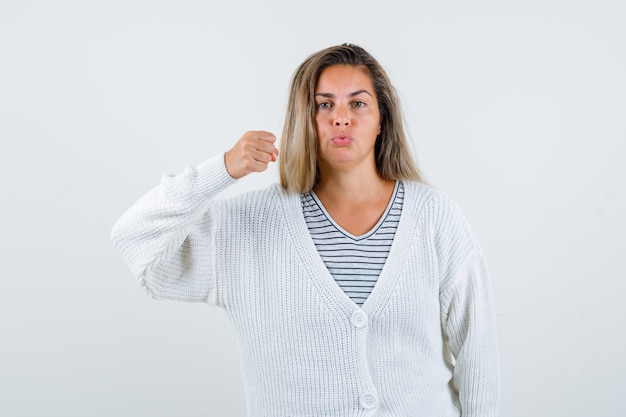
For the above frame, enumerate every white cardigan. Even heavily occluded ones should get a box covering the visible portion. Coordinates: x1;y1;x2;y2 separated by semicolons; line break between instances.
111;154;500;417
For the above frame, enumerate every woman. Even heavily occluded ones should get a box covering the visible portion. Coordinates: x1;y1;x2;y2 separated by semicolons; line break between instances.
112;44;500;416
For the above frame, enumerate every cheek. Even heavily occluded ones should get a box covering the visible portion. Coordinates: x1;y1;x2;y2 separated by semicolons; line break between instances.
313;117;322;148
314;114;325;134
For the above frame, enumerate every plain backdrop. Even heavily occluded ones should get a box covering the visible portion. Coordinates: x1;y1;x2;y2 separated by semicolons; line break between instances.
1;0;624;416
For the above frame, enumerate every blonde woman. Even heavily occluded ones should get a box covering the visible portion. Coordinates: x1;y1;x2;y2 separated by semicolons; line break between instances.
112;44;500;417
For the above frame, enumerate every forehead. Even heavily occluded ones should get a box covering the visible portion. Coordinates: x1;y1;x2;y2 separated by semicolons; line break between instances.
315;65;374;92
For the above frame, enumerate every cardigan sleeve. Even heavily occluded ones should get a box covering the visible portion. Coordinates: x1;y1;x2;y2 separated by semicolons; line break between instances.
440;250;500;417
110;154;236;305
434;193;500;417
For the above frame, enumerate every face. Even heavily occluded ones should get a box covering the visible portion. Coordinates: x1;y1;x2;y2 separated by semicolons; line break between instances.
314;64;381;173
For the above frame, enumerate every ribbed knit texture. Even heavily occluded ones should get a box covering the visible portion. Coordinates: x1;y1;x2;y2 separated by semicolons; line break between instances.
111;154;500;417
302;181;403;306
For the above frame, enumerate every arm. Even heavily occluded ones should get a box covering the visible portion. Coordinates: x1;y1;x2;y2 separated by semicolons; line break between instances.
110;131;278;305
110;154;234;304
440;250;500;417
432;192;500;416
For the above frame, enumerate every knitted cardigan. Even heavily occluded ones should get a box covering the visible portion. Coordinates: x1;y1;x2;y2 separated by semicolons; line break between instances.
111;154;500;417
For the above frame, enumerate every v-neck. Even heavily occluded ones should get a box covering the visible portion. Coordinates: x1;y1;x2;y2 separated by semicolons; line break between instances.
278;182;433;316
277;181;434;318
309;181;399;241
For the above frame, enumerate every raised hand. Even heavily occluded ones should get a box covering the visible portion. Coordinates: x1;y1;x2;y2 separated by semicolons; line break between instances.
224;131;279;180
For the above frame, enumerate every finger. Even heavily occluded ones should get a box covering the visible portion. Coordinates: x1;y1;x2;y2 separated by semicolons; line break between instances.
269;147;279;162
261;146;279;163
254;131;276;144
251;139;277;155
249;142;278;164
251;149;273;164
248;159;270;173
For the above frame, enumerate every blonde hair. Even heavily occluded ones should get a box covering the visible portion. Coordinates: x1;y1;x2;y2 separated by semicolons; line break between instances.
279;43;423;193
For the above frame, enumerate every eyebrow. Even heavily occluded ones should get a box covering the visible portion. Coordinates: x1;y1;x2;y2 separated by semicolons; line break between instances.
314;89;373;99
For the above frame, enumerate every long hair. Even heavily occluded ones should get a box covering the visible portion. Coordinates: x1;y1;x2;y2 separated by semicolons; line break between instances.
279;43;423;193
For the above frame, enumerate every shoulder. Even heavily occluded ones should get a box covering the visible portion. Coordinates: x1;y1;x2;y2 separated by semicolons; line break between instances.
398;182;488;288
214;183;300;221
403;180;479;250
401;181;465;222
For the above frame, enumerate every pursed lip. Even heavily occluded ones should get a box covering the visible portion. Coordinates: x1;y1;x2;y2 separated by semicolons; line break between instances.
331;134;353;146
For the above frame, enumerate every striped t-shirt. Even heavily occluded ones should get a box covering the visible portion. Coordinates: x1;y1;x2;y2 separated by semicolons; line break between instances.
301;181;404;305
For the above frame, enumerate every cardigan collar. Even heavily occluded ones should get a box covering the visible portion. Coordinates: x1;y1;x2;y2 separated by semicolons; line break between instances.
275;181;435;318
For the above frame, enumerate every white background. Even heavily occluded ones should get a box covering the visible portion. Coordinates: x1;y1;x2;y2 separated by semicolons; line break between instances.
1;0;624;416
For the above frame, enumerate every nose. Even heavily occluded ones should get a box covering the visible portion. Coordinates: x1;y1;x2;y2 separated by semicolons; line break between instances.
333;107;350;126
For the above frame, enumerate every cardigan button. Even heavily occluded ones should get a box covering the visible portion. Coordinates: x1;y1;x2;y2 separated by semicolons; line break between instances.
360;392;379;410
351;311;368;328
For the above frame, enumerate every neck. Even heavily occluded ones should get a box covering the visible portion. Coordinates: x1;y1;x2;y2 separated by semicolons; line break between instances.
314;163;394;206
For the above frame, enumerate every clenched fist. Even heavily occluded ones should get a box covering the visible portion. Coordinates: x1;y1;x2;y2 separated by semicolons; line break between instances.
224;131;279;180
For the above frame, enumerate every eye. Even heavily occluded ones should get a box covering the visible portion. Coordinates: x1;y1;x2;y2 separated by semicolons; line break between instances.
316;102;332;110
352;101;366;108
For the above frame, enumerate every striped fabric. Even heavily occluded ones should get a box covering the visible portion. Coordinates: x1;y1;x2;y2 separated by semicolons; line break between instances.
302;181;404;305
